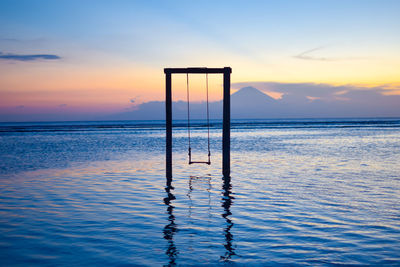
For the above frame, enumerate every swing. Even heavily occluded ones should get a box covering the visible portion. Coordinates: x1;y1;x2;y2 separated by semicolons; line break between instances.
186;73;211;165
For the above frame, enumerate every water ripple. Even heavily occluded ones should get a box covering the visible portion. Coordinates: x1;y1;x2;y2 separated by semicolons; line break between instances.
1;120;400;265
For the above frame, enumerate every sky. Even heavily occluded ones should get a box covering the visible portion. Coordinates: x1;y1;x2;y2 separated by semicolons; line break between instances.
0;0;399;121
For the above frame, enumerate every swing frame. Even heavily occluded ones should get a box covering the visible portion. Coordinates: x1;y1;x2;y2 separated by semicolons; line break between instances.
164;67;232;179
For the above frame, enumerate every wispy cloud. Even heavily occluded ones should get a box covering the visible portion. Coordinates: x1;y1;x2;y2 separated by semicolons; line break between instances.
0;51;61;62
293;46;365;62
293;46;338;61
293;46;330;61
0;38;21;42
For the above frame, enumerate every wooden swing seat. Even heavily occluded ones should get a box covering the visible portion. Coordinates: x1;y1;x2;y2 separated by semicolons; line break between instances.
189;161;211;165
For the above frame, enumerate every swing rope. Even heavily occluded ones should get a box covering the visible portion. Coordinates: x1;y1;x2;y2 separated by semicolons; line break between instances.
186;73;192;160
186;73;211;165
206;73;211;163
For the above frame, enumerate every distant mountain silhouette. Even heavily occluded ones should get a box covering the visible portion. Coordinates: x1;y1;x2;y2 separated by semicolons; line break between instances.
3;84;400;122
231;87;277;118
103;86;276;120
100;85;400;121
232;86;275;105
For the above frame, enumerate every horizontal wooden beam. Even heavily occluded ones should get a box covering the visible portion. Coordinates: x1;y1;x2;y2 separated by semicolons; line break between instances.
164;67;232;74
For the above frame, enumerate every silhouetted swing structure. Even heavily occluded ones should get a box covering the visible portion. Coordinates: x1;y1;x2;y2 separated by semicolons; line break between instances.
164;67;232;179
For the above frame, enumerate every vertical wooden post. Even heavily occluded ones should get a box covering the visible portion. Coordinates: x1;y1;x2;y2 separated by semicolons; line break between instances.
166;72;172;179
223;67;231;178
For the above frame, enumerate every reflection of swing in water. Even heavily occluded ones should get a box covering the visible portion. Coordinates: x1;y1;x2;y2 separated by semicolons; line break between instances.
163;175;235;265
187;175;212;216
187;175;212;252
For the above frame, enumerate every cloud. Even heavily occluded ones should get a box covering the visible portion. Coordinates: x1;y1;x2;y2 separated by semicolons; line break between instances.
293;46;331;61
124;96;141;111
0;38;21;42
3;83;399;122
129;96;142;105
102;82;400;120
233;81;400;100
231;82;400;118
0;51;61;61
293;46;365;62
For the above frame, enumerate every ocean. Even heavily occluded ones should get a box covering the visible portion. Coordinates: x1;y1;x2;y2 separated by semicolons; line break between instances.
0;118;399;266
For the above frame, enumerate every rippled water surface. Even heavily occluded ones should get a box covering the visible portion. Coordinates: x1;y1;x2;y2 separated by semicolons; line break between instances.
1;119;400;266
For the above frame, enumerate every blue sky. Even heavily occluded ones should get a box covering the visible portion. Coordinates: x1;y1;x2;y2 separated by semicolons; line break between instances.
0;0;399;121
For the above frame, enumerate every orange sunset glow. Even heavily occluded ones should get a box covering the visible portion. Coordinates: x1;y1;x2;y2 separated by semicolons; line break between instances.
0;1;399;121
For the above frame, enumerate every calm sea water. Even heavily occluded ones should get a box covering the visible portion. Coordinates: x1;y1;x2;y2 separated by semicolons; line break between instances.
0;118;400;266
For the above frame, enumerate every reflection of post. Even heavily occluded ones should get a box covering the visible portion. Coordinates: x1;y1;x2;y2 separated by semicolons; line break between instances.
163;177;178;265
221;176;235;261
